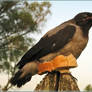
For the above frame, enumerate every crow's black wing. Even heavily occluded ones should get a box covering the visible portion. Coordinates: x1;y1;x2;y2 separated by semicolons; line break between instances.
17;25;76;69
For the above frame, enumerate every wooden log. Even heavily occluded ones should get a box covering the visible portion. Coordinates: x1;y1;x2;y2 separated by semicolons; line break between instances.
35;54;79;91
35;72;79;91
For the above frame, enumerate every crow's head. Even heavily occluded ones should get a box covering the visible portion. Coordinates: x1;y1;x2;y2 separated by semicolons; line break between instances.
74;12;92;27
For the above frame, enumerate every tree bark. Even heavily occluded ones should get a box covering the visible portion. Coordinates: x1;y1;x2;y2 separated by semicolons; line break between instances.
35;71;79;91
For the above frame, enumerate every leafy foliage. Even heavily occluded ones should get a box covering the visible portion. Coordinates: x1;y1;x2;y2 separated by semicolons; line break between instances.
0;1;51;75
84;84;92;91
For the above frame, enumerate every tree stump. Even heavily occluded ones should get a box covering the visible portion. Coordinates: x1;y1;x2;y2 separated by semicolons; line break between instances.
35;72;79;91
35;54;79;91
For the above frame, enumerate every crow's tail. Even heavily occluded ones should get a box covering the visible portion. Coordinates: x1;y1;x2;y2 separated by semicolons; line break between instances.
10;62;38;87
10;70;32;87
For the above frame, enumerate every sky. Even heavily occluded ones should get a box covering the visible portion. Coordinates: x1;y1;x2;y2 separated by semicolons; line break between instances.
0;1;92;91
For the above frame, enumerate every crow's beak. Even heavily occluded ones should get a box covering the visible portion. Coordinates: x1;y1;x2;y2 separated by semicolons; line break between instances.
86;16;92;20
87;13;92;20
83;16;92;22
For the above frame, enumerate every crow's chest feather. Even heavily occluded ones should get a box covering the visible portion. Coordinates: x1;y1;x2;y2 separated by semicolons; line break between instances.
59;28;88;58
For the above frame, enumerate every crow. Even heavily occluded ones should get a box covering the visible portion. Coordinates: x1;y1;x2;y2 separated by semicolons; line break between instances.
10;12;92;87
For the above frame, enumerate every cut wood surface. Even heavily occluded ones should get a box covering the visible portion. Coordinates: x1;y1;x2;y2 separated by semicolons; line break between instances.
35;54;79;91
38;54;77;74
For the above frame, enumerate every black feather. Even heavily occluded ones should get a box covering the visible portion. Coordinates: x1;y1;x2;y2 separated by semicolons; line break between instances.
10;71;22;86
10;71;32;87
